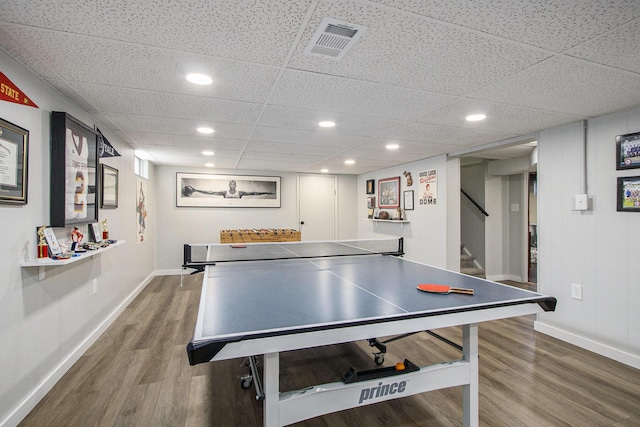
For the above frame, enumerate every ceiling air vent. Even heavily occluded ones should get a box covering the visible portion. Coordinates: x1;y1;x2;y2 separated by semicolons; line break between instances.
304;17;367;61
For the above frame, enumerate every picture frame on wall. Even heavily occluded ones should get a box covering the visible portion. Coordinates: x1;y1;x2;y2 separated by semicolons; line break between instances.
367;196;376;209
176;173;281;208
101;164;119;208
0;117;29;205
378;176;400;209
616;131;640;170
404;190;414;210
366;179;375;194
617;176;640;212
50;112;99;227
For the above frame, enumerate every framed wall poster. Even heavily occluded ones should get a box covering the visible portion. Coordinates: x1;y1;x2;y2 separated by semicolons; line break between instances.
137;177;148;243
378;176;400;209
50;112;99;227
0;117;29;204
101;164;118;208
367;196;376;209
617;176;640;212
616;131;640;170
177;173;281;208
404;190;414;210
366;179;375;194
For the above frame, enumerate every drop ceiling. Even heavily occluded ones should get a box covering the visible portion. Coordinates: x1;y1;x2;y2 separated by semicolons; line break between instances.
1;0;640;175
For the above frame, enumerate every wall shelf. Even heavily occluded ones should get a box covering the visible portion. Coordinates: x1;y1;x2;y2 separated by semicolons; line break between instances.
21;240;125;280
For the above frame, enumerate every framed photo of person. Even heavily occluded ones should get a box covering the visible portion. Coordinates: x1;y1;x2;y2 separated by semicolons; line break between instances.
50;112;99;226
176;173;281;208
366;179;375;194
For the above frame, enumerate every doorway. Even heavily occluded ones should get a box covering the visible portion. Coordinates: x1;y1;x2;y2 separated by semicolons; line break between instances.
298;174;337;241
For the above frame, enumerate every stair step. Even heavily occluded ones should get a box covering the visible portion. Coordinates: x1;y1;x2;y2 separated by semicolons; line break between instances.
460;254;474;261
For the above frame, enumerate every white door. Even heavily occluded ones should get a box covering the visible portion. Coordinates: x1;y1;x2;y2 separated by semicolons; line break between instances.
298;174;336;241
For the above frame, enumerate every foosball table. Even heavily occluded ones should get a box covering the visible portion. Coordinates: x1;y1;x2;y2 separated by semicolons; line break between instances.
219;228;301;243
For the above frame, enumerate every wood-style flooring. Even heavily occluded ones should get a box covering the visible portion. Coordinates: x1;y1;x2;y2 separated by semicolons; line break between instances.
19;274;640;426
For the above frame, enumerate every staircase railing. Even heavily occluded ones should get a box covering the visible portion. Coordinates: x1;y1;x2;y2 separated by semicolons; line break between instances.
461;188;489;217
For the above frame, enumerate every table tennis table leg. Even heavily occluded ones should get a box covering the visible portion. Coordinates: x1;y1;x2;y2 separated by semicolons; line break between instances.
462;323;479;427
263;352;279;427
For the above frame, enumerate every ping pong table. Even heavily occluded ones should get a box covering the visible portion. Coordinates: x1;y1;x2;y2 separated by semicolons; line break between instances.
183;238;556;426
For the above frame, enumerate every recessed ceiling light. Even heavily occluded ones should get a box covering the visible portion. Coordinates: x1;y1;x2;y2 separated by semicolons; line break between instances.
197;127;214;134
319;121;336;128
205;163;215;167
321;168;329;173
386;143;400;150
201;150;214;156
186;73;212;85
345;159;355;165
466;114;486;122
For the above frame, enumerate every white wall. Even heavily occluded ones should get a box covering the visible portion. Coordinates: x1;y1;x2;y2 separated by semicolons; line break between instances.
0;50;156;426
535;109;640;368
154;166;358;272
357;155;457;268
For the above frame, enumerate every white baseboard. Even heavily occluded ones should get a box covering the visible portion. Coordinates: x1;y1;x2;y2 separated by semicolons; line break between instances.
534;321;640;370
1;272;155;427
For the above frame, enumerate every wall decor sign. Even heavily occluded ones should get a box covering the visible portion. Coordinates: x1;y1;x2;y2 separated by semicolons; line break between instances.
0;117;28;204
617;176;640;212
616;131;640;170
137;177;148;243
378;176;400;209
50;112;99;226
177;173;281;208
101;164;118;208
418;169;438;206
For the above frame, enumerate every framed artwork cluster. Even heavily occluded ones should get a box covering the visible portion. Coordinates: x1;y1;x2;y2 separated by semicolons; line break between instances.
615;131;640;212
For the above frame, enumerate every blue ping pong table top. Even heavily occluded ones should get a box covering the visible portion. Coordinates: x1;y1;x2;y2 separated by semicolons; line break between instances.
187;253;556;365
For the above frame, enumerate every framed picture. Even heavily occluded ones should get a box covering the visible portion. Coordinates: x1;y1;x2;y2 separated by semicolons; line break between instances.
89;222;103;242
617;176;640;212
177;173;281;208
101;164;118;208
404;190;414;210
0;117;29;204
367;196;376;209
378;176;400;209
367;208;374;219
50;112;99;227
43;227;63;256
366;179;375;194
616;131;640;170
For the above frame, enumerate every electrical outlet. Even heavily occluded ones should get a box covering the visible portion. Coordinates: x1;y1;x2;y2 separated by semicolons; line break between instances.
570;283;582;300
92;278;98;295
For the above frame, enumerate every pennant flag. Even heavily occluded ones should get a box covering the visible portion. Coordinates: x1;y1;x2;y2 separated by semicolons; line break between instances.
97;128;121;158
0;72;38;108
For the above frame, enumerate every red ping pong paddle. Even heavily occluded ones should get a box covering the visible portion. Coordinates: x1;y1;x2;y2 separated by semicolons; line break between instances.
417;284;474;295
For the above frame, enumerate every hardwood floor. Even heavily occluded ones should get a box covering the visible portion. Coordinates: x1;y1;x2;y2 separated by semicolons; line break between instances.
19;275;640;426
